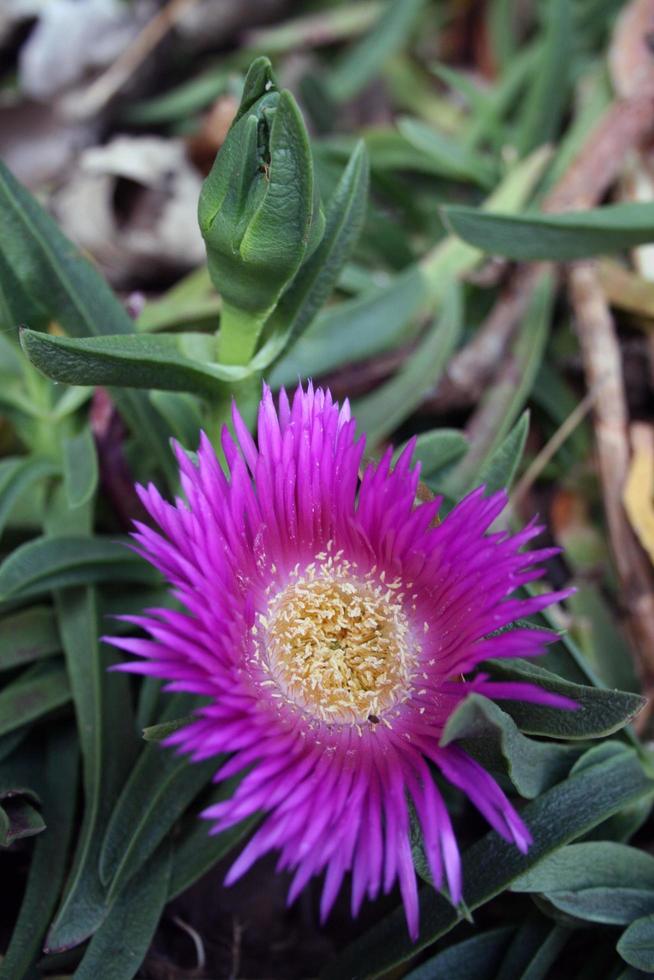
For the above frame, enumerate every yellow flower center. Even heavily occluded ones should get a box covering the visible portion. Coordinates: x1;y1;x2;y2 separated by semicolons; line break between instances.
254;551;418;724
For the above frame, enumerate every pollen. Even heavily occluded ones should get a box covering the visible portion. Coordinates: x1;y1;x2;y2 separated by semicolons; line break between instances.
254;555;418;724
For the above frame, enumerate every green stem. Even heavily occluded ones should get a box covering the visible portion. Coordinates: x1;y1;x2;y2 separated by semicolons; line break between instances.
218;303;268;366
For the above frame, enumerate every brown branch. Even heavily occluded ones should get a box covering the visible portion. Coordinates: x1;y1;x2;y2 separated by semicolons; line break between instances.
543;96;654;212
568;262;654;702
422;263;545;412
63;0;201;119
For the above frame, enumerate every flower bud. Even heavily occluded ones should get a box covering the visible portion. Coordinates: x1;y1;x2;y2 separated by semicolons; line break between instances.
198;58;324;363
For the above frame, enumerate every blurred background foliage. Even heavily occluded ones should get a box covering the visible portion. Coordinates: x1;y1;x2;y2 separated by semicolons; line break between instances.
1;0;654;977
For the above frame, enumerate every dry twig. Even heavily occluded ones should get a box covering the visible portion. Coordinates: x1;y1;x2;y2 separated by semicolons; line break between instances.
569;263;654;703
63;0;201;119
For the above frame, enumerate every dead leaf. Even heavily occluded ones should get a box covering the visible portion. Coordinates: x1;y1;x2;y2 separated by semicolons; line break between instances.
624;422;654;565
51;135;205;285
609;0;654;99
18;0;148;101
597;258;654;322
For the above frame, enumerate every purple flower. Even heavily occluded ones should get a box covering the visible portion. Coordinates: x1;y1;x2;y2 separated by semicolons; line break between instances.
106;383;574;938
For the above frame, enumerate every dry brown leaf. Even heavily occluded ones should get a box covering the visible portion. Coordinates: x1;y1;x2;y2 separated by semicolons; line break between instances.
624;422;654;565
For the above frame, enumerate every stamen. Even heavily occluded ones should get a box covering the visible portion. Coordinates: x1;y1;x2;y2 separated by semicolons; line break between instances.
252;555;418;723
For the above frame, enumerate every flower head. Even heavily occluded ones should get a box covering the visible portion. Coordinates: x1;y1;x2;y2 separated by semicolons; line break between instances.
106;383;574;938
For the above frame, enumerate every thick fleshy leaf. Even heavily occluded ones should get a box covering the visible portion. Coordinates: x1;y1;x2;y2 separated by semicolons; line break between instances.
0;536;159;602
46;587;136;952
353;282;463;445
20;330;247;397
400;429;469;478
0;605;60;670
404;926;514;980
321;748;654;979
270;263;427;387
618;915;654;973
0;798;45;846
327;0;426;101
0;727;77;979
99;694;215;901
142;715;196;742
486;659;646;739
0;161;174;482
398;116;496;186
514;0;572;154
63;427;98;509
271;147;550;385
441;202;654;261
73;844;171;980
148;391;203;448
0;660;70;737
168;778;260;901
440;694;580;799
0;456;58;540
495;920;571;980
513;847;654;925
475;411;530;495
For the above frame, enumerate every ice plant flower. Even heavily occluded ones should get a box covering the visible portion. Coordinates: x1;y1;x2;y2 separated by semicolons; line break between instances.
106;383;574;939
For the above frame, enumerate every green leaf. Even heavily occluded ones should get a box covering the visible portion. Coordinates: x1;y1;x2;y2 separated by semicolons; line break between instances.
20;329;248;398
475;411;530;495
400;429;468;477
46;587;136;952
0;161;175;483
398;116;496;187
0;605;60;670
137;267;219;334
255;140;369;368
0;727;78;979
63;427;98;509
0;536;158;602
327;0;426;102
0;660;70;737
486;659;646;739
100;695;215;902
404;926;514;980
149;391;203;448
272;146;550;386
168;779;259;900
322;749;654;980
441;203;654;262
440;694;580;800
270;263;427;387
123;68;229;125
618;915;654;972
0;730;28;764
514;0;573;154
0;456;58;541
512;842;654;925
73;844;171;980
142;714;196;742
0;797;45;846
496;920;570;980
353;282;463;446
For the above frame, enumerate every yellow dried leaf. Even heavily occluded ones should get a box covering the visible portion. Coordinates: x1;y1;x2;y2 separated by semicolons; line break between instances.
623;423;654;565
